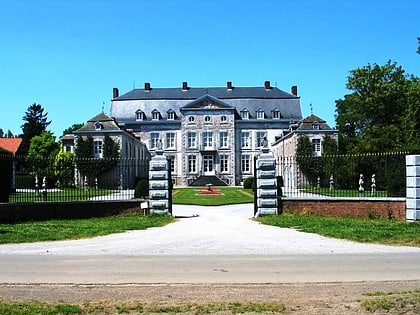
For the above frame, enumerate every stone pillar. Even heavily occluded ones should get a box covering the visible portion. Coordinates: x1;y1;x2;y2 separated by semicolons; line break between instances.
406;155;420;221
148;146;172;215
255;145;278;217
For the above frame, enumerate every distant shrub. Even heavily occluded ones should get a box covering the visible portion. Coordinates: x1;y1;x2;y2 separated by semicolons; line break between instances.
243;176;254;190
134;178;149;198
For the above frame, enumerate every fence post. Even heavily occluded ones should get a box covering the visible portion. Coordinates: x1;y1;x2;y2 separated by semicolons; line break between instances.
406;155;420;221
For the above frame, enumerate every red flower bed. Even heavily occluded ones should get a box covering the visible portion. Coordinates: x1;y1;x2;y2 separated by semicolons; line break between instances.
197;188;222;195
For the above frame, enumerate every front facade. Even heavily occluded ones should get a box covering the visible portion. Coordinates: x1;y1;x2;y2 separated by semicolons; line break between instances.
110;81;303;186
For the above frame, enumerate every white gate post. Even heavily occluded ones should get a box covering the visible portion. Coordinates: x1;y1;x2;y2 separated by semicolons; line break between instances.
406;155;420;221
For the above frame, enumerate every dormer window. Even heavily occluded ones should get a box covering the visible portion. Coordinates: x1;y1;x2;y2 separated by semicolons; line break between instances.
240;108;250;120
312;121;320;130
167;109;176;120
272;108;281;119
256;108;265;119
152;109;161;120
94;121;103;130
135;109;145;121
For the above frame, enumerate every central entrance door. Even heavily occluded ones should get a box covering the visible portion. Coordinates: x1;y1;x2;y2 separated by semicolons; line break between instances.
203;155;214;175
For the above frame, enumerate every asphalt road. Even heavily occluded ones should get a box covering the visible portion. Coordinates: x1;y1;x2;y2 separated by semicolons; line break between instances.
1;253;420;284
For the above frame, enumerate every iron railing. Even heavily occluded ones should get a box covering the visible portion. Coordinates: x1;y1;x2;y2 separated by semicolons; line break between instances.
2;154;149;203
278;152;408;198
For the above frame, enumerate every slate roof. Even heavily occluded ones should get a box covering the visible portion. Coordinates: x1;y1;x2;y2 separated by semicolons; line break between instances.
296;114;334;131
115;86;298;101
75;112;122;133
0;138;23;154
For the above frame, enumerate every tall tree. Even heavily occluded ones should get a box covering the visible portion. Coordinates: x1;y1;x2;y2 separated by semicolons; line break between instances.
27;131;59;178
20;103;51;156
417;36;420;54
61;123;84;137
335;61;413;153
0;128;3;138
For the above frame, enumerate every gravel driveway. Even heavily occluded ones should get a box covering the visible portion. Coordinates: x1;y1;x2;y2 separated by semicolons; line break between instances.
1;203;419;256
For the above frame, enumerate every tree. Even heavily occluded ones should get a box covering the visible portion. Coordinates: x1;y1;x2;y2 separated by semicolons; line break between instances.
402;78;420;151
74;135;120;178
20;103;51;156
26;131;59;178
61;123;84;137
335;61;416;153
417;36;420;54
322;135;338;155
54;149;75;188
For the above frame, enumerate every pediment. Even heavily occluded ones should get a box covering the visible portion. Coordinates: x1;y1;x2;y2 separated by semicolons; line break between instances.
181;94;235;110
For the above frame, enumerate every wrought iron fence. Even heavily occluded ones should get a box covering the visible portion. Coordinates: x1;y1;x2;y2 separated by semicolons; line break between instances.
1;154;149;203
278;152;408;198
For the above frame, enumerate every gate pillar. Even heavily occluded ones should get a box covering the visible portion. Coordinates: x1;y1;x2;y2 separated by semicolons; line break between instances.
254;143;278;217
406;155;420;221
148;144;172;215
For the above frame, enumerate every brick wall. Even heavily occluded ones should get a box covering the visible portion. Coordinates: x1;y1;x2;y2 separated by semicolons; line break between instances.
282;198;406;220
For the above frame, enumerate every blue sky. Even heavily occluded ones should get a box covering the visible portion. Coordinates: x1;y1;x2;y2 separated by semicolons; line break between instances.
1;0;419;137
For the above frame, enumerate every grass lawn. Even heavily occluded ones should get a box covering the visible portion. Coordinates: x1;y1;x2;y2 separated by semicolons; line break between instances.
258;213;420;246
0;214;174;244
172;187;254;206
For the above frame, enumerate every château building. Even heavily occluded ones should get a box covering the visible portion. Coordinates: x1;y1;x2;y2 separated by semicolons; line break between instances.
110;81;303;186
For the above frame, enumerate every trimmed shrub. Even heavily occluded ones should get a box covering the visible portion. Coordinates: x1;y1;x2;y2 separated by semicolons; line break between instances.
243;176;254;189
134;178;149;198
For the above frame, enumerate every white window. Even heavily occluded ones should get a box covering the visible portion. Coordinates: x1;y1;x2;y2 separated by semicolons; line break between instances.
167;110;175;120
256;131;267;148
220;154;229;172
136;110;144;121
241;154;251;173
150;133;160;149
202;131;213;148
219;131;228;148
204;115;212;123
166;133;175;149
152;110;161;120
241;109;250;119
241;131;251;148
312;139;321;156
93;140;103;158
187;132;196;148
94;121;103;130
272;109;281;119
188;155;197;173
167;155;175;172
256;108;265;119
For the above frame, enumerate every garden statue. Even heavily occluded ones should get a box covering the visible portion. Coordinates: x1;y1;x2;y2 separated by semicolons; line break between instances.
84;175;88;190
329;174;334;190
42;176;47;201
95;177;98;190
35;175;39;195
371;174;376;196
358;174;364;196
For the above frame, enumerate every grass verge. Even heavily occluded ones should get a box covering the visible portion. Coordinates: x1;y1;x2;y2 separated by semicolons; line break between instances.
172;187;254;205
0;214;174;244
257;213;420;246
361;289;420;313
0;300;286;314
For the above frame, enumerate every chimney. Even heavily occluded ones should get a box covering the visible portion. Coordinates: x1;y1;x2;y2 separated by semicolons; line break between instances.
182;81;189;91
264;80;272;90
227;81;233;90
112;87;119;98
144;82;151;91
291;85;298;96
